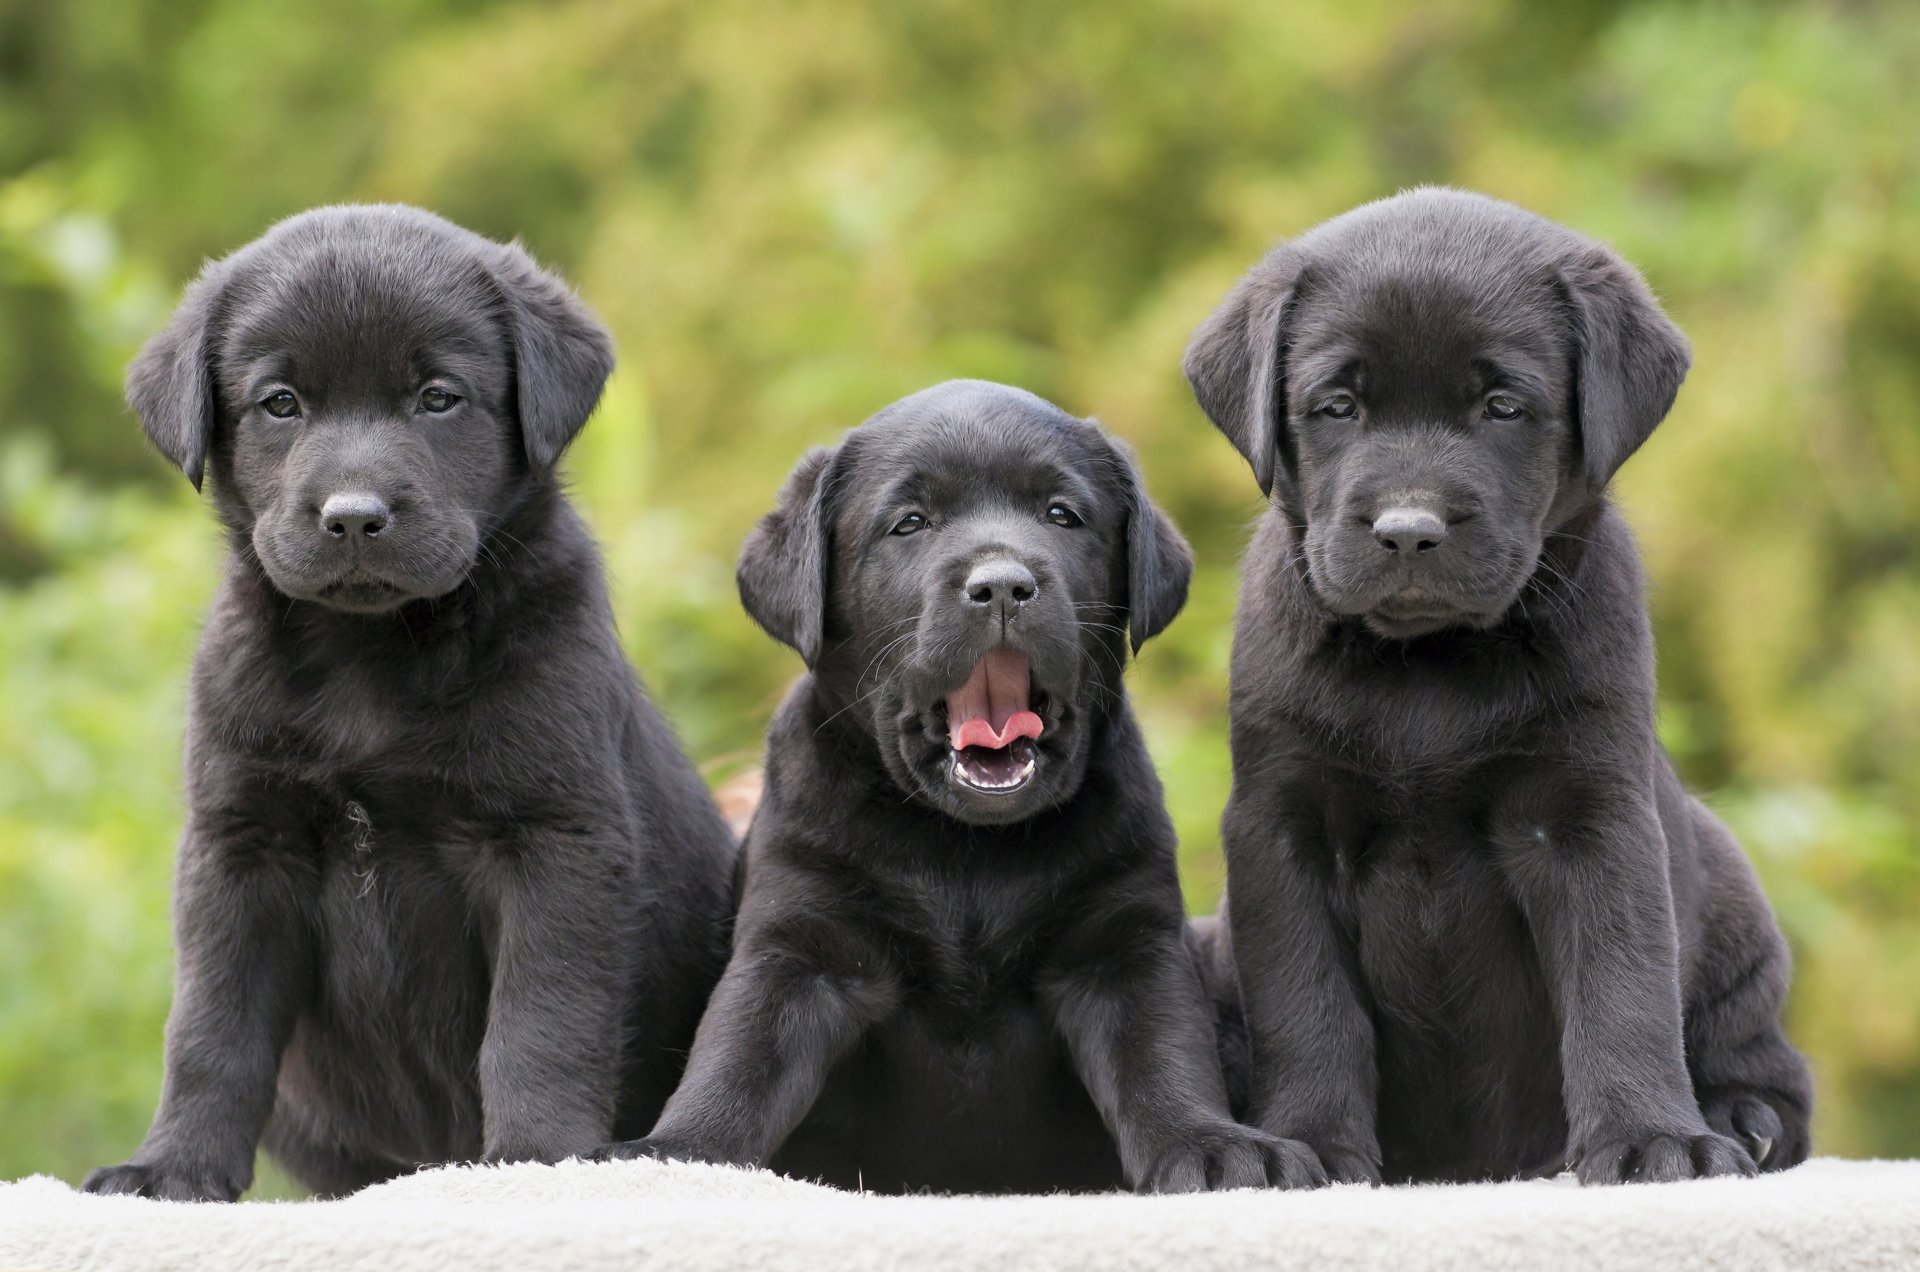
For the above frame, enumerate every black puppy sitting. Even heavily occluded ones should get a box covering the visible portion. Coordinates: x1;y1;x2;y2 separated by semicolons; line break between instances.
598;381;1322;1193
1183;190;1812;1185
84;206;737;1200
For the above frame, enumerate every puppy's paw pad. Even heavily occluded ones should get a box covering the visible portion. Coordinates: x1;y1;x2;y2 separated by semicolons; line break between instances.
81;1161;242;1202
1575;1130;1756;1185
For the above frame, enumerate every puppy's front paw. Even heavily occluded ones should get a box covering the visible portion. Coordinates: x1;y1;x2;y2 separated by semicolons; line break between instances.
1300;1140;1383;1186
81;1160;245;1202
1139;1123;1329;1193
1573;1129;1756;1184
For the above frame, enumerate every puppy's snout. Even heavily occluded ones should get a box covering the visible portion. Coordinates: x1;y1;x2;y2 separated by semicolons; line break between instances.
1373;507;1447;554
964;558;1038;615
320;492;391;540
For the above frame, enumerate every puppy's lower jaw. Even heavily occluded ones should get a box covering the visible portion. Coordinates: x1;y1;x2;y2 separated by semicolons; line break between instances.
1362;609;1469;639
313;579;416;614
951;737;1038;793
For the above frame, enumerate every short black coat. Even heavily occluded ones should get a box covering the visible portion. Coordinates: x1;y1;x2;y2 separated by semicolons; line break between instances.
83;205;737;1200
1184;189;1813;1184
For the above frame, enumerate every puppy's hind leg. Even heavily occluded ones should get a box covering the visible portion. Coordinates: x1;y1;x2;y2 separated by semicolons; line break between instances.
1684;813;1814;1172
1690;991;1812;1172
1185;915;1251;1123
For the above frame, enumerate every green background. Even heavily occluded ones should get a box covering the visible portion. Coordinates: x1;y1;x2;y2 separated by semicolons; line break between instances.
2;0;1916;1191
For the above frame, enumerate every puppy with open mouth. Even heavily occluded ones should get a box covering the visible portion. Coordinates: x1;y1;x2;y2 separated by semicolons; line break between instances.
1184;189;1813;1185
597;380;1323;1193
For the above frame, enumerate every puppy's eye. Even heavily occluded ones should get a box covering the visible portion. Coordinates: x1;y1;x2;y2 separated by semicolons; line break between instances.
261;390;300;419
420;387;459;414
1321;394;1357;419
890;512;928;536
1485;395;1524;420
1046;504;1082;528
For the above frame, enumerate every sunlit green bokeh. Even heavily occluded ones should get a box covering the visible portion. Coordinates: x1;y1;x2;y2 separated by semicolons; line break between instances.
3;0;1916;1187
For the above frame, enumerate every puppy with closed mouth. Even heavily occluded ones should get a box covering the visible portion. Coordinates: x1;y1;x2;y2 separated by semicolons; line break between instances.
1184;189;1812;1185
83;205;737;1200
598;380;1323;1193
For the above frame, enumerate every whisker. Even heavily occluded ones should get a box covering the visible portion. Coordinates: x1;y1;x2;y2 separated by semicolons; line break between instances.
812;682;890;736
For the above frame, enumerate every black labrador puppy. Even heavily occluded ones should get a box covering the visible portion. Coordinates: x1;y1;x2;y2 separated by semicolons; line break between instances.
1182;189;1812;1185
598;380;1322;1193
83;205;737;1200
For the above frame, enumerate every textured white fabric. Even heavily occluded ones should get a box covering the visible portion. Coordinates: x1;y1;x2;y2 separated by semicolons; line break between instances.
3;1158;1916;1272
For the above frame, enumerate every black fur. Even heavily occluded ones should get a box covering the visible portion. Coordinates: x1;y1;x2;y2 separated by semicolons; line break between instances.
83;204;737;1201
598;381;1324;1193
1183;189;1812;1185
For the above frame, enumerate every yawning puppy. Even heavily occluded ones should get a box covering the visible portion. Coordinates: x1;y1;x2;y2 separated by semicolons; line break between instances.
1183;189;1813;1185
83;205;737;1200
598;380;1322;1193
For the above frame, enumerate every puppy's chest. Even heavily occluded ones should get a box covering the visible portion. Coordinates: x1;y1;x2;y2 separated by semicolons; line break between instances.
888;881;1056;1012
1279;755;1455;906
1280;639;1566;779
291;663;475;771
292;795;495;1093
306;787;503;902
258;758;543;920
1336;821;1523;953
239;665;538;815
1303;775;1552;1034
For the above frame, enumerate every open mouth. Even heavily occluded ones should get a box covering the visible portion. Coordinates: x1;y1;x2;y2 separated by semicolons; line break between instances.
942;648;1045;795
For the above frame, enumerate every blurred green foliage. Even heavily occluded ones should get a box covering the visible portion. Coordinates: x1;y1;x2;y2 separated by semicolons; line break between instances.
2;0;1916;1189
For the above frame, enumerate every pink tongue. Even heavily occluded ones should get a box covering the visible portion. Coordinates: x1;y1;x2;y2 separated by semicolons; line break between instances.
945;648;1044;750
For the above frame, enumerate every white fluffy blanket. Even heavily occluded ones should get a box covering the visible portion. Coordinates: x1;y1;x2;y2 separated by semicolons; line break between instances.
3;1158;1915;1272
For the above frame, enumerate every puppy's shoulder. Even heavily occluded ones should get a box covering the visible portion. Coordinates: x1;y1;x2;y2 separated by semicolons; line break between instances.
1079;704;1173;818
1575;500;1648;608
753;678;885;829
187;557;302;706
1536;500;1654;674
1227;510;1322;693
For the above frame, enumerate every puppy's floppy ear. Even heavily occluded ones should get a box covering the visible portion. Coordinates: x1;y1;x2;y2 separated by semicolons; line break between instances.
738;444;840;665
126;263;231;491
489;241;616;470
1558;244;1691;489
1105;436;1194;653
1182;246;1306;498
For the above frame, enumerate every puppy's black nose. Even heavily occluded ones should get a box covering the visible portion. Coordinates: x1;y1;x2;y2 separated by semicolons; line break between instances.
321;493;390;539
1373;508;1447;553
964;559;1037;611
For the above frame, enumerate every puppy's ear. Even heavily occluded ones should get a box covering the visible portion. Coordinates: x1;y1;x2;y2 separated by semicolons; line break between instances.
490;241;616;470
1106;436;1194;653
1559;245;1691;489
738;445;839;665
1182;247;1305;498
126;263;230;491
